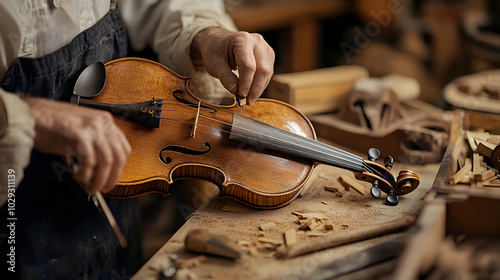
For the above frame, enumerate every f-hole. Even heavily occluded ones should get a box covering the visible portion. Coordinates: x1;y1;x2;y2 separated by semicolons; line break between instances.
159;142;211;164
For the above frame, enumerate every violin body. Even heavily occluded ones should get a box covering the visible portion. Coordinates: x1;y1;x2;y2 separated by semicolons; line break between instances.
93;58;316;208
84;57;419;208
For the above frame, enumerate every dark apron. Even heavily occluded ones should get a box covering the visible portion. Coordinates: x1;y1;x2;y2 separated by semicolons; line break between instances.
0;8;142;279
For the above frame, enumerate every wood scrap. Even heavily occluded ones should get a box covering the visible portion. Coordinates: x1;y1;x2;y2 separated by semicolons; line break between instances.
324;186;343;197
291;211;325;221
298;218;320;231
284;229;297;247
259;222;277;231
449;131;500;187
476;141;497;158
338;175;368;195
449;159;472;185
257;237;282;246
472;153;487;175
279;215;416;258
474;170;496;182
324;222;334;231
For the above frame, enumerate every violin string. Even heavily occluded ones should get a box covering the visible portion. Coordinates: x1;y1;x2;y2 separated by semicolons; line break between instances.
362;162;390;182
156;102;394;185
166;111;366;170
156;103;367;170
157;115;367;171
158;103;366;168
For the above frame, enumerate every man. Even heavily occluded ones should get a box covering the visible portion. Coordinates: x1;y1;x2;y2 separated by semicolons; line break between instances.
0;0;274;278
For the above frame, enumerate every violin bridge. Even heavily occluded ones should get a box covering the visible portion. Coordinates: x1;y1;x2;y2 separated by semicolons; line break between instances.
191;100;202;138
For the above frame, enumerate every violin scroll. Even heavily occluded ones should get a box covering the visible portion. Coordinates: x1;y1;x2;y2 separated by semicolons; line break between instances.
355;148;420;206
395;170;420;194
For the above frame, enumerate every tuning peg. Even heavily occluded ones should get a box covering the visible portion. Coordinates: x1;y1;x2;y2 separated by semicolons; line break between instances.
370;179;381;198
384;156;394;171
386;189;399;206
367;148;380;162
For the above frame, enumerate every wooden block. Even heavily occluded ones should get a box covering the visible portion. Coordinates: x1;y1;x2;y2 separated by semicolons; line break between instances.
259;222;277;231
474;170;496;182
486;136;500;145
472;153;487;175
449;159;472;185
484;178;500;187
267;66;369;115
284;229;297;247
338;175;368;195
465;131;478;151
475;141;497;158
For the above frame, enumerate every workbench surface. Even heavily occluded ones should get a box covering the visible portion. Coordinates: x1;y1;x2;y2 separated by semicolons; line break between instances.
133;160;439;280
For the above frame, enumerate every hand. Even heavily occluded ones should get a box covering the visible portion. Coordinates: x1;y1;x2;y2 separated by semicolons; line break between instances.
24;98;131;194
191;27;275;105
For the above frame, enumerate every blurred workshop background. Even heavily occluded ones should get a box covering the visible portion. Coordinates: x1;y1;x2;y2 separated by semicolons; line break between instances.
139;0;500;260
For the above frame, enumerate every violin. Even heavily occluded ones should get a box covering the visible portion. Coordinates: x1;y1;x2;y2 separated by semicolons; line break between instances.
73;57;419;208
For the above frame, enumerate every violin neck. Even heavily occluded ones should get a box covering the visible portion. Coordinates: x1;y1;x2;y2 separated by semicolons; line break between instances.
229;114;365;172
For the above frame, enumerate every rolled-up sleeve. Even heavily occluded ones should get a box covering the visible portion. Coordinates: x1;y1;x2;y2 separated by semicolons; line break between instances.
0;90;35;206
119;0;238;103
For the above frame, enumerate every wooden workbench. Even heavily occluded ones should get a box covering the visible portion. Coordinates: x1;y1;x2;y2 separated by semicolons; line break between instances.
132;157;439;280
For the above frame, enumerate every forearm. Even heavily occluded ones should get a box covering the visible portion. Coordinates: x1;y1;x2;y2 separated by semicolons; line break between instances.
0;90;35;206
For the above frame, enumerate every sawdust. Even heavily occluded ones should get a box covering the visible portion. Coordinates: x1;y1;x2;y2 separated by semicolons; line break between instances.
135;160;439;280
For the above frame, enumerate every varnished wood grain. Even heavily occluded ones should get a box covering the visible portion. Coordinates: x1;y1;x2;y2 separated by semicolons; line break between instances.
94;58;315;208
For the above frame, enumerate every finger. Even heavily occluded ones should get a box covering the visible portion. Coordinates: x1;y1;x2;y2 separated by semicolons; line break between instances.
102;129;131;193
89;131;113;194
234;46;257;99
73;138;97;190
247;50;274;104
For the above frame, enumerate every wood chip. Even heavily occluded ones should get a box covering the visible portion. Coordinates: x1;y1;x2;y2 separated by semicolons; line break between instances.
259;222;277;231
284;229;297;247
257;237;282;246
291;212;325;220
299;218;320;230
324;222;334;230
324;186;339;193
338;175;368;195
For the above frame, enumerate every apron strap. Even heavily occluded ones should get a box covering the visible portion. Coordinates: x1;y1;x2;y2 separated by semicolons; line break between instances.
111;0;118;10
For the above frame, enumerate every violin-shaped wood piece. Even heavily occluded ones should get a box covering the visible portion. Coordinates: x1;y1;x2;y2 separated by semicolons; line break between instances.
75;57;420;208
